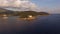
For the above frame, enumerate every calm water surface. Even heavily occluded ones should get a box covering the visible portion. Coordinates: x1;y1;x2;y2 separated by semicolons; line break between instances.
0;14;60;34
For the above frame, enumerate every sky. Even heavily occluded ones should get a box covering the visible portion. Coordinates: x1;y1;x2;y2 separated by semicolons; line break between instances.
0;0;60;14
31;0;60;14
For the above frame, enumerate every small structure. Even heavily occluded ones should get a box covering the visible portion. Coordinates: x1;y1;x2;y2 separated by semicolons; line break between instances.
19;15;36;20
1;14;8;19
28;15;33;18
27;15;36;20
3;14;7;17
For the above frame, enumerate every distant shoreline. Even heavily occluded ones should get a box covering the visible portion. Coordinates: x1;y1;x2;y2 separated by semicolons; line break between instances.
0;8;49;17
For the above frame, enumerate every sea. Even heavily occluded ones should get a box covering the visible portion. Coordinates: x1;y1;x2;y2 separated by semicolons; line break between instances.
0;14;60;34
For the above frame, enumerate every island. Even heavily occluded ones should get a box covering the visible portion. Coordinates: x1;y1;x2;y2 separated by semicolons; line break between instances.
0;8;49;20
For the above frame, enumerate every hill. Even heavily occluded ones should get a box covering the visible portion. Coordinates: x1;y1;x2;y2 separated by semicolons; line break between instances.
0;8;49;17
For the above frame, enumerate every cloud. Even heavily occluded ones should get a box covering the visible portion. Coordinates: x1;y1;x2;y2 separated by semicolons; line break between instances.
0;0;38;11
0;0;60;14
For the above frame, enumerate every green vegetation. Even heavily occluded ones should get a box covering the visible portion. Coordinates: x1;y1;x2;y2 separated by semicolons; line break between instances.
38;12;49;15
0;8;49;17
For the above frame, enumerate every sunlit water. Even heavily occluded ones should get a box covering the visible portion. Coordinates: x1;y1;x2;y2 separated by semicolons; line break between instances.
0;14;60;34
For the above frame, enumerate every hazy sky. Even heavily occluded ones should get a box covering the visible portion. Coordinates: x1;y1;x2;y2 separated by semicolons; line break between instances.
0;0;60;14
31;0;60;13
